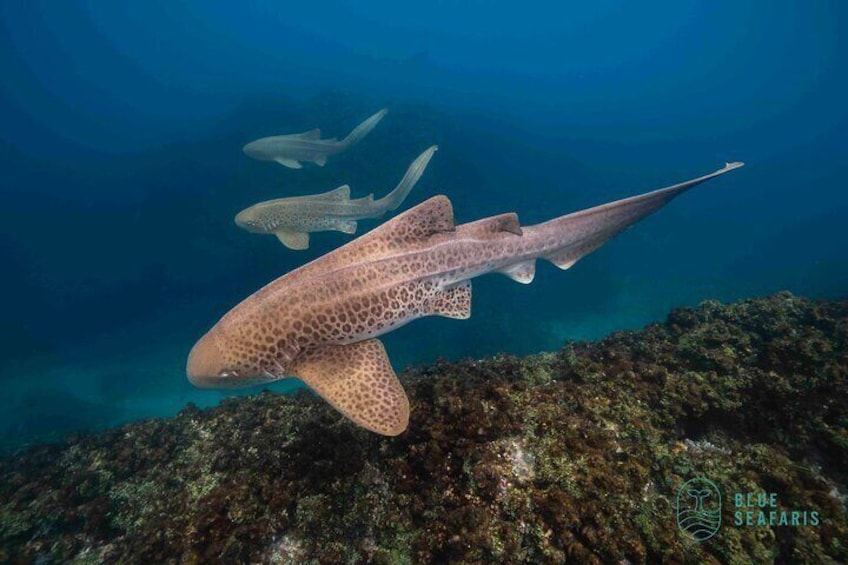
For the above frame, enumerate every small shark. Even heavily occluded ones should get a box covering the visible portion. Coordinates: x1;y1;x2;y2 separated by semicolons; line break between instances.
242;108;388;169
188;161;744;436
235;145;438;250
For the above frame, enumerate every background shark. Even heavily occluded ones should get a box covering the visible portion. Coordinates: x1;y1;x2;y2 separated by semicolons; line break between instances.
188;161;744;436
235;145;438;249
242;108;388;168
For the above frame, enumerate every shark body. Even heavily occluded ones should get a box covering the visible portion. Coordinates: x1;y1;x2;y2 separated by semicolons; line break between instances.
187;162;744;436
235;145;438;250
242;108;388;169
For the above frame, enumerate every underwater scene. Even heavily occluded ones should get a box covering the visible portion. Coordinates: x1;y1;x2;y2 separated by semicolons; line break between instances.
1;2;846;563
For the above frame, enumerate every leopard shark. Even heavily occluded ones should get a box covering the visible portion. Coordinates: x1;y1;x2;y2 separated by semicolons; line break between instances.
187;161;744;436
235;145;438;250
242;108;388;169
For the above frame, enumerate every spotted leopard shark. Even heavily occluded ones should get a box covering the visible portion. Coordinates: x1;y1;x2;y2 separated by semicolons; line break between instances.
187;161;744;436
235;145;438;250
242;108;388;169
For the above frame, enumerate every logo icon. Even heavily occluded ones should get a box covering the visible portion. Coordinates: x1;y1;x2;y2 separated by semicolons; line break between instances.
676;477;721;541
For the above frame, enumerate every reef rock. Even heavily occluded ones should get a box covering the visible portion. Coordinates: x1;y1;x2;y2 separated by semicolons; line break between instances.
1;292;846;563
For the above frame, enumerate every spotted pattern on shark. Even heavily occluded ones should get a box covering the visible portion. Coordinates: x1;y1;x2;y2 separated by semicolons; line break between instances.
188;162;745;435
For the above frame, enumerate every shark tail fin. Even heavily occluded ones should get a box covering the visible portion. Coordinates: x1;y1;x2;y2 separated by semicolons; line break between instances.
538;162;745;271
375;145;438;213
340;108;388;149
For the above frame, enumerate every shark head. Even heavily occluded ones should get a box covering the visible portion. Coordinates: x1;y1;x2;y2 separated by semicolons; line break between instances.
186;329;281;389
242;139;266;160
234;205;266;233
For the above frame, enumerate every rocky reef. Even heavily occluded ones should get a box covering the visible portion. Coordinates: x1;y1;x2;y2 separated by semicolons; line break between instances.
1;292;846;564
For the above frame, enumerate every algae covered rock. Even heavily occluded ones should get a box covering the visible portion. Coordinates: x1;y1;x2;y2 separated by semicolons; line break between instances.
1;292;846;563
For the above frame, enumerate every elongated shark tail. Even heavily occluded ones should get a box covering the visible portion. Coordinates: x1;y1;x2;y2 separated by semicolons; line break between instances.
340;108;388;149
531;161;745;271
375;145;439;212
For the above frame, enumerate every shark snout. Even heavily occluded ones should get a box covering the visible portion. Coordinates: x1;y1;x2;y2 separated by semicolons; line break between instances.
234;208;250;228
242;141;261;159
186;334;227;388
234;207;262;232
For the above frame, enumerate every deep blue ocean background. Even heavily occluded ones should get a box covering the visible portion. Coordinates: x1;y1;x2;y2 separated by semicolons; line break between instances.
1;1;846;451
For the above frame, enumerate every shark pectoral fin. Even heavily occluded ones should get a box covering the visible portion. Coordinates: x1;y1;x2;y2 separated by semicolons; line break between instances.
496;260;536;284
275;158;303;169
430;281;472;319
291;340;410;436
314;156;327;167
337;220;357;234
276;230;310;250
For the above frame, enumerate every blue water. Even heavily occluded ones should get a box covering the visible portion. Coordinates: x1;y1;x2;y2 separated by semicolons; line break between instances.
1;1;846;450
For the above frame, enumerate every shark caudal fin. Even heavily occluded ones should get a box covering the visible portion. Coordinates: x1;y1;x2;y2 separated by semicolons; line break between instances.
290;339;409;436
375;145;438;212
340;108;388;149
532;162;744;271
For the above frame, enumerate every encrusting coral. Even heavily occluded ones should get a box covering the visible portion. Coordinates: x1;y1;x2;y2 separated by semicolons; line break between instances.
0;292;846;563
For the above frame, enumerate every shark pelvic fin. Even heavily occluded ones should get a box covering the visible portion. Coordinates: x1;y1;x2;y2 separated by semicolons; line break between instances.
496;260;536;284
431;281;472;319
290;339;409;436
314;155;327;166
276;230;310;250
275;158;303;169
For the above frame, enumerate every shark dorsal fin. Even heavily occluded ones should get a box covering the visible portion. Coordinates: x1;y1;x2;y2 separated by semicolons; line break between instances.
291;339;409;436
268;196;456;287
385;195;455;242
323;195;455;259
319;185;351;201
291;128;321;139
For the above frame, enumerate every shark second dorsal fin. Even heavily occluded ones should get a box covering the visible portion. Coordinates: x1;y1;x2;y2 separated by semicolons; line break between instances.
320;185;351;201
291;339;409;436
